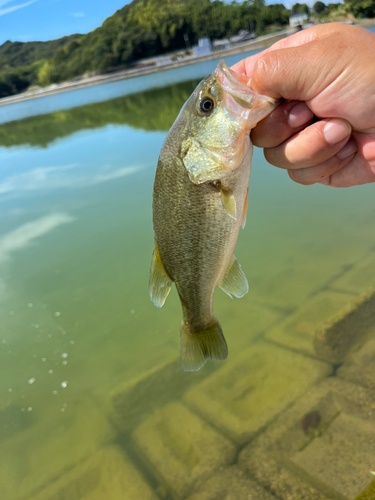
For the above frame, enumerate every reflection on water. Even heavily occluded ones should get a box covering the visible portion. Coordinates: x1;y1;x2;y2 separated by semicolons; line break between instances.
0;51;257;125
0;54;375;500
0;80;199;148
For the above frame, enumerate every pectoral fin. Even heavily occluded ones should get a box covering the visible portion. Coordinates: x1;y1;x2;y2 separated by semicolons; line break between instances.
219;256;248;298
221;188;236;220
149;244;173;308
242;188;249;229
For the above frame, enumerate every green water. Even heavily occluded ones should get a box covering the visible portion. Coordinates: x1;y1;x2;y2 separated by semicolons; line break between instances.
0;51;375;500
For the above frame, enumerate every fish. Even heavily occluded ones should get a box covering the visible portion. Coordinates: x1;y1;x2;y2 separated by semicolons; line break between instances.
149;60;277;371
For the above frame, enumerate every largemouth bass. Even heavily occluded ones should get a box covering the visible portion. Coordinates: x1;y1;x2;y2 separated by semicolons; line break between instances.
150;61;277;371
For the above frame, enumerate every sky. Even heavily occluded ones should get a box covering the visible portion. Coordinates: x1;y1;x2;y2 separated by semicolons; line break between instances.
0;0;131;45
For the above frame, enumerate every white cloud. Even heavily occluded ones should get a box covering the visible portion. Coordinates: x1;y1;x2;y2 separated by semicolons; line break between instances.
0;163;143;196
71;12;84;17
14;34;33;41
0;165;77;195
0;213;74;263
0;0;15;7
0;0;37;17
0;211;74;301
92;166;140;183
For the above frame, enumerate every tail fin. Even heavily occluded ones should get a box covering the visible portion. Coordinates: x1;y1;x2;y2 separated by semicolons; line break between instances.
180;319;228;372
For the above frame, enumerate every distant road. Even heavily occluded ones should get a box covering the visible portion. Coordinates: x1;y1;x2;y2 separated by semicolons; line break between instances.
0;31;289;107
1;20;373;108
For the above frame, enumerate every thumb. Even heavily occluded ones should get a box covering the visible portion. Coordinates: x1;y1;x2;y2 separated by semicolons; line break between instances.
250;34;353;102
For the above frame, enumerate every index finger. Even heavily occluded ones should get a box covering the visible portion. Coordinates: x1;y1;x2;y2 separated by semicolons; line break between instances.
231;24;341;77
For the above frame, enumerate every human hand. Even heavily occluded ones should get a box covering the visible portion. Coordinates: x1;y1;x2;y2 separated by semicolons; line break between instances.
232;23;375;187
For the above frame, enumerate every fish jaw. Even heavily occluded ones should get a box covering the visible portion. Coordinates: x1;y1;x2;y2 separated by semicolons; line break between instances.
215;60;278;125
181;61;278;185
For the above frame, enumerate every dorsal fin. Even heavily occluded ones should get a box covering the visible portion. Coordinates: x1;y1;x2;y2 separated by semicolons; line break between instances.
219;256;248;298
149;243;173;308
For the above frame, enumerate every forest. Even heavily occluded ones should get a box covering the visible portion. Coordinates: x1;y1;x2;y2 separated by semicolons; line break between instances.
0;0;372;98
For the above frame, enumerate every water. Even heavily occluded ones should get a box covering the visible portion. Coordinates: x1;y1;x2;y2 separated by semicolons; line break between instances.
0;51;261;124
0;39;375;500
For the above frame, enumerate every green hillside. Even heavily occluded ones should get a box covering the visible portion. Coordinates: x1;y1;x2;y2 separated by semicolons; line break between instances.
1;0;367;99
0;35;81;69
40;0;290;84
0;0;292;97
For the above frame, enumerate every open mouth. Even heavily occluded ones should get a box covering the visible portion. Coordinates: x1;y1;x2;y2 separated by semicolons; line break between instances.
215;60;278;113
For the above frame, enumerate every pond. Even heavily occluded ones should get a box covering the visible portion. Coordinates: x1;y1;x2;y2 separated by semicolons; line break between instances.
0;37;375;500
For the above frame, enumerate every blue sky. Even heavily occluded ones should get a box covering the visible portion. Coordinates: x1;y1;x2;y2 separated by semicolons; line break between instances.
0;0;131;45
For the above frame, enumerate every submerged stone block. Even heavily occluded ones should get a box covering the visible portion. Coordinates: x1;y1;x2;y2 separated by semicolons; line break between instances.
354;479;375;500
246;260;341;310
0;403;35;443
183;342;331;444
132;402;236;500
332;255;375;294
111;357;217;434
239;378;375;500
111;301;281;435
0;398;115;500
338;338;375;391
29;445;159;500
313;287;375;364
266;290;353;360
185;466;277;500
214;296;282;356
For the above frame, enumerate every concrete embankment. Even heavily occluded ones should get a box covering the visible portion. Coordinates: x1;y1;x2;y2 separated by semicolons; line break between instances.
0;32;289;107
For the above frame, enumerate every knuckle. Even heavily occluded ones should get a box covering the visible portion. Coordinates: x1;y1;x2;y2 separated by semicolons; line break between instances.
288;168;315;185
288;169;296;181
254;54;272;80
250;128;264;147
264;148;280;167
252;53;282;96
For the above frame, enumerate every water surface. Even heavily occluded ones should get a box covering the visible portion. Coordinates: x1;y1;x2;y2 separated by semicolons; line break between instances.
0;41;374;500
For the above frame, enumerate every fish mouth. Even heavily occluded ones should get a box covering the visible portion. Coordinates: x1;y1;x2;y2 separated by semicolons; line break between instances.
214;60;278;119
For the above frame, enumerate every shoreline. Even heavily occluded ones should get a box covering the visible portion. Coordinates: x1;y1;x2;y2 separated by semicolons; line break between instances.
0;20;373;108
0;32;289;107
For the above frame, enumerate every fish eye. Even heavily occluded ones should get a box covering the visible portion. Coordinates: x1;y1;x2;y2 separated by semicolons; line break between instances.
199;97;215;114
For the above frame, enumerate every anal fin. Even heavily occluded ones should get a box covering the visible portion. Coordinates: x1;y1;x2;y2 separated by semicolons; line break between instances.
149;243;173;308
219;256;248;298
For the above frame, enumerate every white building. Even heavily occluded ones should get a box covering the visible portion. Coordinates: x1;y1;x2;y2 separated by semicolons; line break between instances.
194;38;211;57
289;13;309;27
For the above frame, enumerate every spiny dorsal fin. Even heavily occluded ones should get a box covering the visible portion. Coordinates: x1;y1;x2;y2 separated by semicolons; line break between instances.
149;243;173;308
221;188;236;220
242;188;249;229
219;256;248;298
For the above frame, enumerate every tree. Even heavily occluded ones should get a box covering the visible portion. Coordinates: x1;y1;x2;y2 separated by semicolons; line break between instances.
313;1;327;13
291;2;310;14
37;61;52;87
344;0;375;17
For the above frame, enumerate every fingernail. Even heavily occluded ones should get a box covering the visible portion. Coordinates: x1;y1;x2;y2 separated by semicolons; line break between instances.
288;102;314;128
324;119;351;145
337;139;357;159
